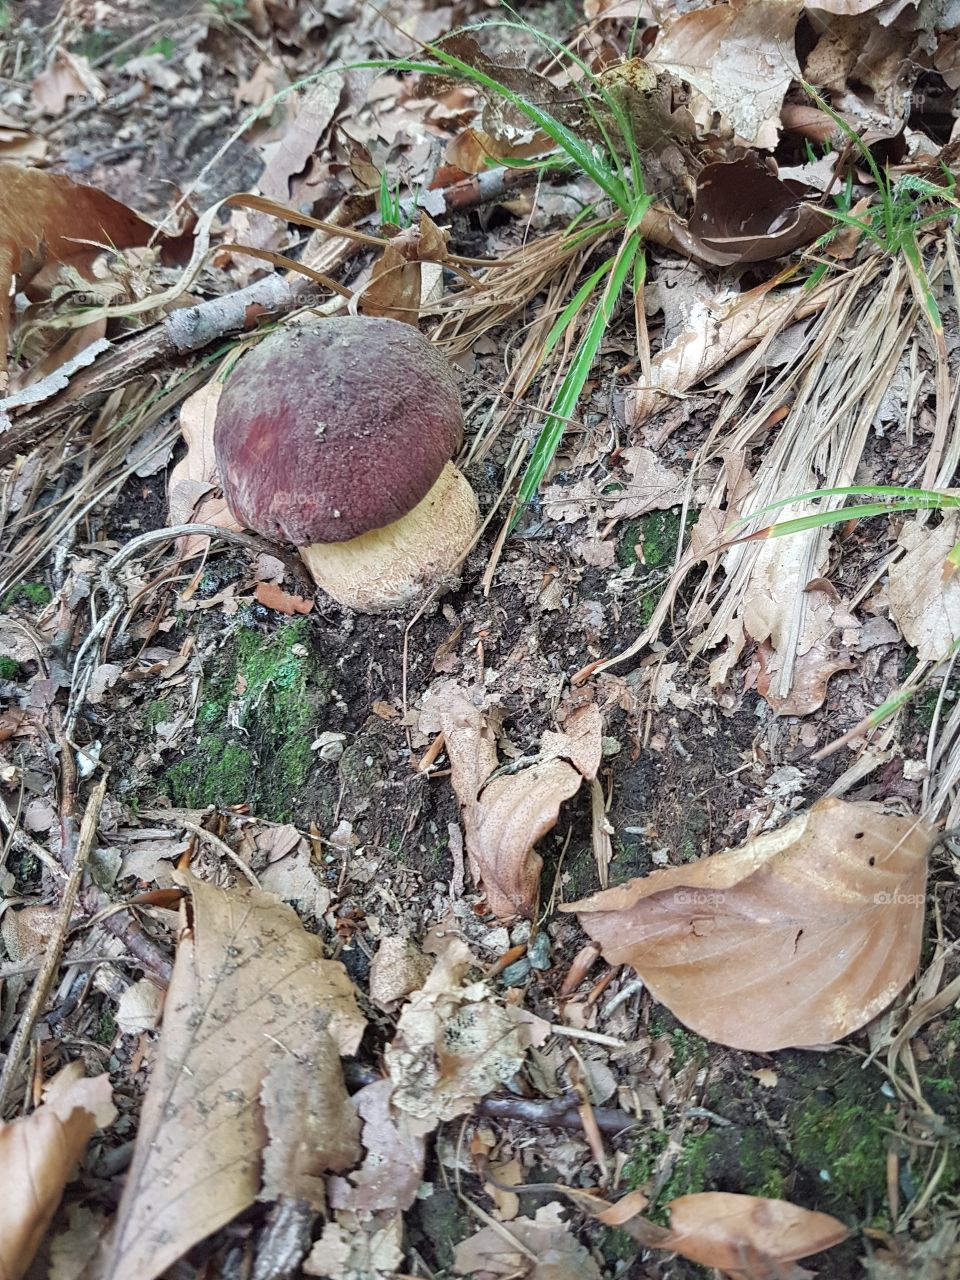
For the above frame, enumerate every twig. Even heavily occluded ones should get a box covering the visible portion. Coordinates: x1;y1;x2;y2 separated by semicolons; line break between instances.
0;792;65;879
0;775;107;1116
167;816;260;888
478;1094;636;1136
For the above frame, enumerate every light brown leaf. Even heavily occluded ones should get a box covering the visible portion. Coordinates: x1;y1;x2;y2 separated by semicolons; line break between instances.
649;1;803;148
888;515;960;661
420;683;600;918
105;871;365;1280
327;1079;425;1213
453;1202;603;1279
259;1025;361;1211
564;799;934;1051
254;580;314;615
0;1062;115;1280
660;1192;848;1278
384;941;544;1134
259;74;344;200
167;379;243;560
32;50;104;116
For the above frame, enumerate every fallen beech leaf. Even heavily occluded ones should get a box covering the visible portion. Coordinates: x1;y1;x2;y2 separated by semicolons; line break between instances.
0;166;159;381
0;1062;115;1280
661;1192;848;1278
889;515;960;661
453;1202;602;1279
686;156;832;264
649;1;802;148
420;684;601;918
32;49;104;116
361;213;450;325
254;579;314;615
167;379;244;562
105;871;365;1280
564;799;934;1051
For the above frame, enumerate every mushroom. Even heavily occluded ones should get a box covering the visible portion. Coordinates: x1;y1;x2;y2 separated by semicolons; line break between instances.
214;316;479;612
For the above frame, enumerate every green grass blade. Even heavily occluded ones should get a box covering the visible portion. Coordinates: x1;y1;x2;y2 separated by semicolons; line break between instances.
734;501;945;542
729;484;957;530
543;256;615;357
512;233;641;522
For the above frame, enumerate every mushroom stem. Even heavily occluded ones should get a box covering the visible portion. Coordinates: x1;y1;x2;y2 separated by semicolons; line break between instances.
298;461;479;612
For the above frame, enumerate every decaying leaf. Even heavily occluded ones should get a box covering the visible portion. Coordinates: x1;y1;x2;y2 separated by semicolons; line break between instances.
327;1079;425;1213
889;515;960;662
420;682;601;918
361;212;449;324
565;799;934;1051
648;0;803;148
659;1192;848;1279
304;1210;403;1279
384;936;548;1135
453;1202;603;1280
0;166;161;382
0;1062;116;1280
105;870;365;1280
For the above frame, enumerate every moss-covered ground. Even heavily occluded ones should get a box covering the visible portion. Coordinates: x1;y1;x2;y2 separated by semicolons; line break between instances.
160;618;332;821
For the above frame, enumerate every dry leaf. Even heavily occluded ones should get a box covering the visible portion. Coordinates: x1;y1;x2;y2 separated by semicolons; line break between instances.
254;580;314;614
327;1079;425;1213
105;871;365;1280
32;49;104;115
167;379;243;560
260;1025;361;1211
605;446;685;520
686;156;832;263
115;979;164;1035
0;1062;115;1280
420;684;601;918
564;799;934;1051
305;1210;403;1279
649;1;803;148
453;1202;602;1279
0;166;159;382
888;515;960;661
384;938;547;1134
361;213;450;325
259;74;344;200
660;1192;848;1278
369;936;433;1008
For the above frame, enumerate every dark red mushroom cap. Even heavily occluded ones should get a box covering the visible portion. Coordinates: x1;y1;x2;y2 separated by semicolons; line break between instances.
214;316;464;544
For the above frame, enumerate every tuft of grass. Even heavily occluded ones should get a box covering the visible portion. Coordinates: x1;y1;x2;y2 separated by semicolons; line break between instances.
355;20;653;517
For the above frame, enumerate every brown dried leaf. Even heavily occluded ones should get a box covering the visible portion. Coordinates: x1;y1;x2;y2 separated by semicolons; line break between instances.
420;683;601;918
0;166;158;383
105;871;365;1280
649;1;803;148
0;1062;115;1280
453;1202;603;1279
888;515;960;662
254;580;314;614
32;50;104;116
384;939;547;1134
260;1025;361;1211
167;379;243;560
564;799;934;1051
686;156;832;264
605;446;685;520
660;1192;848;1278
259;74;344;200
327;1079;425;1213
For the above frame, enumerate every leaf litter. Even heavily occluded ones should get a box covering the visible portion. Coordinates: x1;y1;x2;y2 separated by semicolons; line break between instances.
2;0;960;1276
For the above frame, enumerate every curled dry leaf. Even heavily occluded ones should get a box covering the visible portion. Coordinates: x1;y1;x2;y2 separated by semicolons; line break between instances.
660;1192;848;1279
564;799;934;1051
420;682;601;918
0;1061;115;1280
686;156;832;264
0;166;164;383
105;870;365;1280
361;212;449;325
327;1079;425;1213
167;378;244;561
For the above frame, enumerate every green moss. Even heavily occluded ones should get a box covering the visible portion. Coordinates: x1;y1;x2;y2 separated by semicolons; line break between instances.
2;582;51;610
160;619;331;820
96;1010;118;1045
0;656;18;679
617;508;684;569
791;1076;889;1216
144;698;168;732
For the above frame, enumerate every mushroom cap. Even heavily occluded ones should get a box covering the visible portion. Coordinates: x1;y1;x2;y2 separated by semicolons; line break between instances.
214;316;464;545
